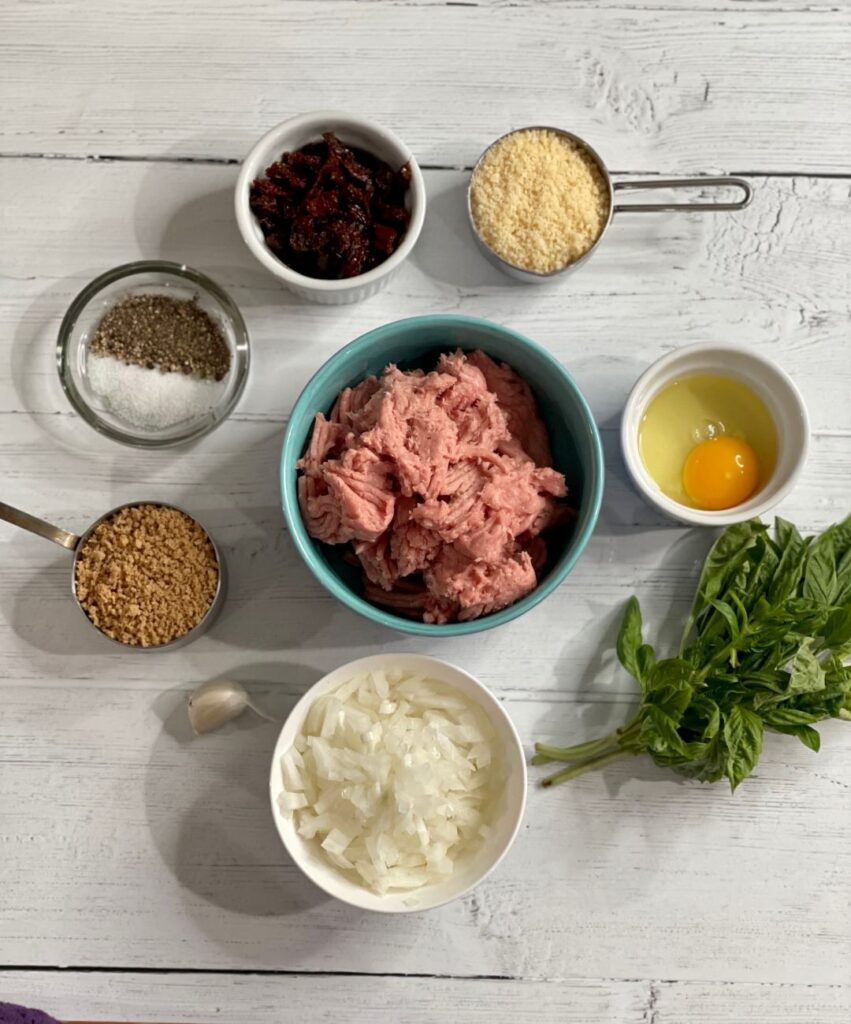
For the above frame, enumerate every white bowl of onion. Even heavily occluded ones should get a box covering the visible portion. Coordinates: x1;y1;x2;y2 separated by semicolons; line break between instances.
269;654;527;912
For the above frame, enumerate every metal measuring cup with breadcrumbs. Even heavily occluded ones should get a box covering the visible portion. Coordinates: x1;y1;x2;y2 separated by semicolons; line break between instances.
467;126;752;283
0;500;225;649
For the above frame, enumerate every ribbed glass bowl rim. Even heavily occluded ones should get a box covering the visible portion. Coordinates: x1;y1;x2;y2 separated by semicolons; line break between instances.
56;259;250;449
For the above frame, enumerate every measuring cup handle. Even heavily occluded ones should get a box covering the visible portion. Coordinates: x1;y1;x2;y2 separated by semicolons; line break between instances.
612;176;752;214
0;501;80;551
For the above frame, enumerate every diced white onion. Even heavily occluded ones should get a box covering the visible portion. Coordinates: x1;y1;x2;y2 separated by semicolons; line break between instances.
321;828;353;857
282;751;305;792
280;669;500;894
278;790;308;812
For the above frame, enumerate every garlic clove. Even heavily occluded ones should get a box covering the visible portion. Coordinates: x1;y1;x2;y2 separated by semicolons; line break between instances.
188;679;249;735
187;679;276;735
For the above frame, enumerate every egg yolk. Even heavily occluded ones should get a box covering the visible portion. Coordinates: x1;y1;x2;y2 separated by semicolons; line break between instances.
682;436;760;511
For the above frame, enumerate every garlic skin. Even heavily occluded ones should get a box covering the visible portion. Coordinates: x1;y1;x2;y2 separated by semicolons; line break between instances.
188;679;275;735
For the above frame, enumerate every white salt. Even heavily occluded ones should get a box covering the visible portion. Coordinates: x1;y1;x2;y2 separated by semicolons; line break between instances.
87;353;226;431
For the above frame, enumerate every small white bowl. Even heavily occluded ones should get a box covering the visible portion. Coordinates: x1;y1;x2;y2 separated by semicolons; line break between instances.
235;111;426;305
621;344;809;526
269;653;527;913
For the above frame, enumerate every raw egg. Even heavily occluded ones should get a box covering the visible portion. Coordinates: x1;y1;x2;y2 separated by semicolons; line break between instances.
682;436;760;510
638;373;777;511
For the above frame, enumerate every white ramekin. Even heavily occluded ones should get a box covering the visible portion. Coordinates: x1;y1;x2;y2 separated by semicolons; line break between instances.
235;111;426;305
621;344;810;527
269;653;527;913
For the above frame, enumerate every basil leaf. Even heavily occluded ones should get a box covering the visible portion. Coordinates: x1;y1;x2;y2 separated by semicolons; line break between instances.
683;734;727;783
774;516;797;551
735;535;779;613
789;667;851;717
836;545;851;606
769;520;808;605
637;644;656;682
829;513;851;562
824;657;851;690
765;722;821;752
822;604;851;649
748;670;792;709
723;705;764;791
707;599;742;641
803;531;838;606
789;640;826;694
646;659;695;715
792;725;821;752
616;597;649;689
681;521;763;650
681;694;720;741
760;706;820;727
729;591;750;630
744;668;789;688
752;690;785;711
640;705;689;757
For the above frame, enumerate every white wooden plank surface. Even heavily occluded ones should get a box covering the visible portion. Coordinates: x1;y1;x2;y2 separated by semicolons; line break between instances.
3;972;851;1024
1;153;850;991
1;1;849;171
1;0;850;1020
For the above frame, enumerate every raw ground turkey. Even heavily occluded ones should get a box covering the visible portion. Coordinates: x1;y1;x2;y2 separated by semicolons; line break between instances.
298;350;573;623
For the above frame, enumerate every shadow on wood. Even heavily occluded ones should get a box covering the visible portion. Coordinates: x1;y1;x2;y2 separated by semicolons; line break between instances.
145;667;330;938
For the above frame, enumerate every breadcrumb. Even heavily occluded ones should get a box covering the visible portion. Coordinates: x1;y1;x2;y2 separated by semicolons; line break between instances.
470;129;609;273
74;504;219;647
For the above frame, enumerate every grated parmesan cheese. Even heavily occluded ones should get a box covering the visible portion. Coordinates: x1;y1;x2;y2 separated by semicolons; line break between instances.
470;128;609;273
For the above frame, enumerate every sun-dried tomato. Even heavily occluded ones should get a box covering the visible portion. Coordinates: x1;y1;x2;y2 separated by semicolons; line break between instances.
249;132;412;280
372;223;398;255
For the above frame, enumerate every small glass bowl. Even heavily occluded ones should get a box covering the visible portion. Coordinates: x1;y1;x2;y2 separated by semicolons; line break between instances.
57;260;250;447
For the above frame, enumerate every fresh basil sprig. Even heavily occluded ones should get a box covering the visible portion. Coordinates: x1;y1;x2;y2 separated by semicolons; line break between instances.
535;516;851;790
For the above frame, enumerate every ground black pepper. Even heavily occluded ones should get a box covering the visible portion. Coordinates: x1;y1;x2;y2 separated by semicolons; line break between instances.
89;294;231;381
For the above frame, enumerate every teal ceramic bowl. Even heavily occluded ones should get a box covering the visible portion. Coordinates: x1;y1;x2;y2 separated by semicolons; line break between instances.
281;315;604;636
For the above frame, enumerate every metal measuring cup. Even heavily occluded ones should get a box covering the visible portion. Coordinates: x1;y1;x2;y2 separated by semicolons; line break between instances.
467;126;753;283
0;499;226;650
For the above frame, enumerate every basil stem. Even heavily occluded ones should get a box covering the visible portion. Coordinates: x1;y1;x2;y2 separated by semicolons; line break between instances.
541;749;634;787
